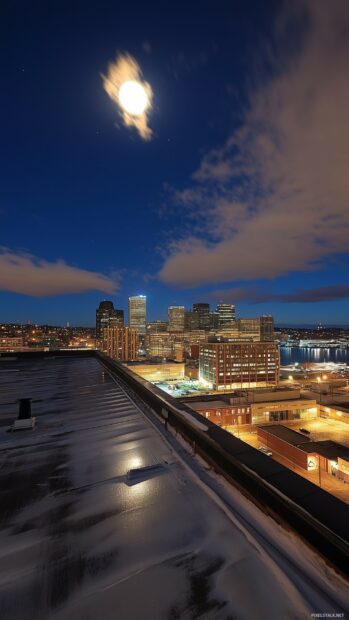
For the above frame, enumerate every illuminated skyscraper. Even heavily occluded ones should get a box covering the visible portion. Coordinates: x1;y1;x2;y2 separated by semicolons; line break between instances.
193;303;210;331
102;326;138;361
217;303;236;327
185;310;198;331
96;301;124;341
168;306;185;332
128;295;147;335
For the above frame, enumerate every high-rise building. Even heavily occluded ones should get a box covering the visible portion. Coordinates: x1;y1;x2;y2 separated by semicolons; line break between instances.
193;303;210;331
199;341;279;390
96;301;124;341
168;306;185;332
102;326;138;361
185;310;199;331
237;318;261;340
146;332;174;358
146;321;168;333
209;311;219;331
128;295;146;335
260;315;275;341
217;303;236;327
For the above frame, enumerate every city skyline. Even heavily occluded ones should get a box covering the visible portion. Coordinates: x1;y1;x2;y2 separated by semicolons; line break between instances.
3;293;349;329
2;2;349;326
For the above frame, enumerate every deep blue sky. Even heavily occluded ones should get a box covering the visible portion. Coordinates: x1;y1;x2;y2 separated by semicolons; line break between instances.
1;0;349;326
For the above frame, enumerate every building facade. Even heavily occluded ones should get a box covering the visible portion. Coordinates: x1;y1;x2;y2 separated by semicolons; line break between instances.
184;310;199;331
146;321;168;333
128;295;146;336
193;303;210;331
217;303;236;327
0;336;24;351
260;315;275;341
127;361;185;382
96;301;124;341
236;318;261;340
146;332;174;358
102;326;138;361
168;306;185;332
199;341;280;389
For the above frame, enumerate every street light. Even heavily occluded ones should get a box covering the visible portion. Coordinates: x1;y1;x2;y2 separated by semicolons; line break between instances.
317;376;322;404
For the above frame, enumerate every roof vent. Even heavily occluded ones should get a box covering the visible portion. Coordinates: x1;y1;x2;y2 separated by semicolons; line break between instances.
126;463;165;485
13;398;36;431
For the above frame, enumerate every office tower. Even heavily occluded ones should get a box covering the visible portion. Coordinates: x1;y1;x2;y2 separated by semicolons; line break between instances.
128;295;146;335
168;306;185;332
96;301;124;341
102;326;138;361
217;303;236;327
146;332;174;358
146;321;168;333
199;341;279;390
260;315;275;341
109;309;124;327
209;311;219;331
185;310;199;331
237;318;261;340
193;303;210;331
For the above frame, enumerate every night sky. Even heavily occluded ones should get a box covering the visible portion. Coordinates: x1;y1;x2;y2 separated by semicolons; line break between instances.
2;1;349;326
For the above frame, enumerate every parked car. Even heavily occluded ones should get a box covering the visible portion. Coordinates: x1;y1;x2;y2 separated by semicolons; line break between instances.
299;428;311;435
258;446;273;456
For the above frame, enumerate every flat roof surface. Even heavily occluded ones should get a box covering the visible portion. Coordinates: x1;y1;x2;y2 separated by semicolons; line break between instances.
257;424;311;446
188;400;232;410
1;356;321;620
301;440;349;460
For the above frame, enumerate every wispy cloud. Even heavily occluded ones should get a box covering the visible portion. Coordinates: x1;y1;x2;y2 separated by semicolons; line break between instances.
102;52;153;140
210;284;349;305
0;250;118;296
159;1;349;287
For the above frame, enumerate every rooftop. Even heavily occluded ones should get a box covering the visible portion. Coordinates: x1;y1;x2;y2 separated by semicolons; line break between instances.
301;440;349;460
258;425;349;460
258;424;312;446
1;354;348;618
187;400;231;410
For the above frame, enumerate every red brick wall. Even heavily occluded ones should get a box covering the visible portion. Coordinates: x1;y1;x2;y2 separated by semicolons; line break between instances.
257;427;308;469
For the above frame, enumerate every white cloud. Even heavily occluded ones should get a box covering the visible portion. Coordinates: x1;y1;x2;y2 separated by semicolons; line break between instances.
159;1;349;287
0;250;118;296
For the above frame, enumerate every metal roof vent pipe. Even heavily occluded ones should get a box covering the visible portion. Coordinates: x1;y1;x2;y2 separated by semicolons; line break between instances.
13;398;36;431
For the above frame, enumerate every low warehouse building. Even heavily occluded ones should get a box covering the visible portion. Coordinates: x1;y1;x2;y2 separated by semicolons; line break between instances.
126;361;185;382
186;400;251;427
184;396;317;429
257;425;349;475
338;457;349;483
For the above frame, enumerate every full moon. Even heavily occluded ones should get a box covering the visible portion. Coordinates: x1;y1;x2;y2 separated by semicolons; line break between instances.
118;80;149;116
